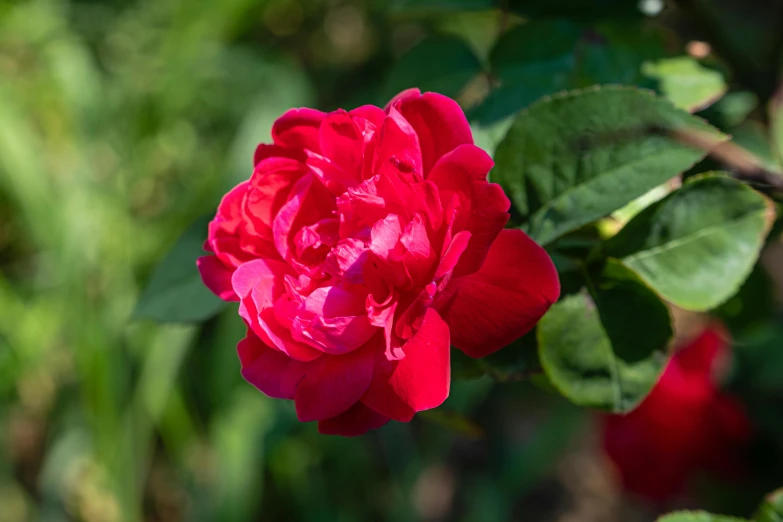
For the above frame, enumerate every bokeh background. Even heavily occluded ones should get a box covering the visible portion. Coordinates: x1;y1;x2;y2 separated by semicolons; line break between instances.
1;0;783;521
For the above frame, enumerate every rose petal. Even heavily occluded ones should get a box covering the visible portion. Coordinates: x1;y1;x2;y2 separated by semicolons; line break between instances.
233;259;322;362
372;107;423;178
319;109;363;183
272;173;335;263
349;105;386;181
295;342;375;422
434;230;471;282
304;285;367;317
238;330;308;399
245;157;307;242
197;255;238;301
400;213;435;285
350;105;386;130
253;143;305;166
436;229;559;358
675;323;730;377
428;144;510;277
296;314;379;355
317;402;389;436
272;107;325;151
392;91;474;175
207;181;255;267
361;308;450;422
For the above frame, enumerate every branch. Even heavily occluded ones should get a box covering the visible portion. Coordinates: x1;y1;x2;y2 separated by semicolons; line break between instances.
672;128;783;198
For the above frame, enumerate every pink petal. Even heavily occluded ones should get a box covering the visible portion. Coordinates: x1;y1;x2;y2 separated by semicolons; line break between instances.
272;107;325;152
434;230;471;282
233;259;322;362
206;182;255;267
428;144;510;277
369;214;402;260
324;238;371;285
335;176;387;238
306;151;353;195
400;213;436;285
214;181;249;228
244;157;307;242
238;330;308;399
296;314;379;355
232;258;291;301
197;255;238;301
294;342;375;422
392;91;474;175
318;402;389;436
372;107;423;178
253;143;305;166
436;229;559;358
304;284;367;317
384;88;422;110
350;105;386;129
319;109;363;183
361;308;450;422
293;217;339;263
349;105;386;181
272;173;335;262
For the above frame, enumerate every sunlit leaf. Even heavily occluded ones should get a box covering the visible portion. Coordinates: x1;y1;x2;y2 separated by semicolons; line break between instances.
642;57;727;112
538;260;672;413
493;86;727;245
607;174;775;311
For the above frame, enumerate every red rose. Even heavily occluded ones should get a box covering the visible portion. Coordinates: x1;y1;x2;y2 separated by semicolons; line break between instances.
602;322;751;502
197;89;560;436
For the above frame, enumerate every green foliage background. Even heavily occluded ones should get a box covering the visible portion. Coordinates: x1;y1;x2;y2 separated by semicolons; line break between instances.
1;0;783;521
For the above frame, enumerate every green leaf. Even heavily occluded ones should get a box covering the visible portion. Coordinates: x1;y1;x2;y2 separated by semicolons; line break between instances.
708;91;758;128
606;174;775;311
576;24;665;87
642;57;727;112
657;512;749;522
493;86;728;245
134;215;227;323
755;488;783;522
385;34;482;100
470;23;666;124
537;260;672;413
468;20;579;124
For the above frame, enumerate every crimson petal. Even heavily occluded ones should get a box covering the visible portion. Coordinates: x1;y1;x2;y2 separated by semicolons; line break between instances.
392;90;474;175
428;144;510;277
295;342;375;422
271;107;325;152
238;330;307;399
436;229;559;358
361;308;450;422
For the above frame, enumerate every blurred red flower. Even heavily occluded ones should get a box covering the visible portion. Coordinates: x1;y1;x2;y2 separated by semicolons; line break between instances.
197;88;559;436
602;322;751;502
